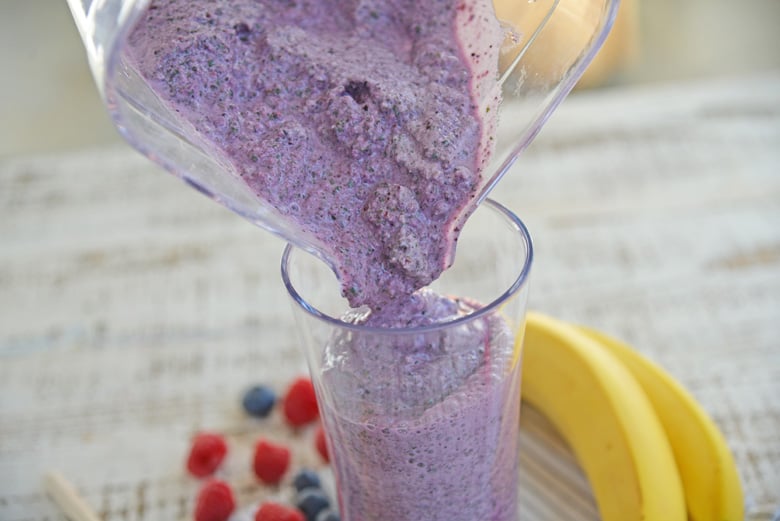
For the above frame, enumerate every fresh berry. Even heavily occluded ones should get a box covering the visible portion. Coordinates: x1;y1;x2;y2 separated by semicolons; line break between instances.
242;385;277;418
253;438;291;484
292;469;321;492
315;510;341;521
254;502;305;521
194;480;235;521
295;489;330;521
186;432;228;478
283;377;319;426
314;425;329;463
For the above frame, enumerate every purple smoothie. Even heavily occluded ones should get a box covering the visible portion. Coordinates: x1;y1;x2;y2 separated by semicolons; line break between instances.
125;1;517;519
125;0;502;309
319;290;521;520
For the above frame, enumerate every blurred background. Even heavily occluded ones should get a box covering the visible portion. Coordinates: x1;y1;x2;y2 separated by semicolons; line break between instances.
1;0;779;158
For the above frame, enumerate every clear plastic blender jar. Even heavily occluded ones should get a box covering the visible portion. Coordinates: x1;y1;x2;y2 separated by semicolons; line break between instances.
66;0;618;263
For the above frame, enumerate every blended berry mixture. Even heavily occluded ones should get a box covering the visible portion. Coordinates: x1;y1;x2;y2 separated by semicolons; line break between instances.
126;0;501;309
125;1;518;519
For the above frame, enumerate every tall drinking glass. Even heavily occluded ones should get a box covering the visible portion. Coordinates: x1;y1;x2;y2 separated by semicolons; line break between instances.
281;199;532;521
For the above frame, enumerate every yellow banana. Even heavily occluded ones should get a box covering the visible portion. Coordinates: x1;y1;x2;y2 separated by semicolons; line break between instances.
521;311;686;521
579;326;745;521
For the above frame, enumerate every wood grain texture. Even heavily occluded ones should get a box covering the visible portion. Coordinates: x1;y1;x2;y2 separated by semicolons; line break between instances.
1;73;778;520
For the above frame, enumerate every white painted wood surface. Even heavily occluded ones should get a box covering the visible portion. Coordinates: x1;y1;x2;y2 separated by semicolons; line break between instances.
1;73;778;520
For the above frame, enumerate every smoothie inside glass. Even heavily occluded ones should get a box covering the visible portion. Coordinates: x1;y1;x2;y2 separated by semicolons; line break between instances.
282;199;532;520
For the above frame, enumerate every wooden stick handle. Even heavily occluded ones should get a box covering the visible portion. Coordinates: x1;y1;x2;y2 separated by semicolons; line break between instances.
43;471;101;521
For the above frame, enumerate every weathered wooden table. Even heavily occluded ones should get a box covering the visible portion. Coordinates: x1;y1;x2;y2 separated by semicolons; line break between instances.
2;73;778;520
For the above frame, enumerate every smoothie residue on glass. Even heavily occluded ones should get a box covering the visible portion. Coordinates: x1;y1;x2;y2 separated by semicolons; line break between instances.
126;0;502;316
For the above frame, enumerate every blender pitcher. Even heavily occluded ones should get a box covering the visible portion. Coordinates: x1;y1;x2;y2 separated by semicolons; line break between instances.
66;0;618;263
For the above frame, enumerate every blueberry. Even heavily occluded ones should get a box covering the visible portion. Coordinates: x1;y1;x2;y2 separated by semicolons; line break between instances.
315;509;341;521
293;469;321;492
241;385;276;418
295;488;330;521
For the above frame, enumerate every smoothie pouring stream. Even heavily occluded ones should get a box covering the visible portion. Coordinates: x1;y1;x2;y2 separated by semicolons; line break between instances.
126;1;518;520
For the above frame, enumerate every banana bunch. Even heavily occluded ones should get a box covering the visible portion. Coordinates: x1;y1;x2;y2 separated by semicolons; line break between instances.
521;312;744;521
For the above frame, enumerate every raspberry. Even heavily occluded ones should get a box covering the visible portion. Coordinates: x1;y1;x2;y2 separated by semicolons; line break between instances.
194;480;235;521
314;424;329;463
253;438;291;484
282;377;319;427
187;432;228;478
254;502;305;521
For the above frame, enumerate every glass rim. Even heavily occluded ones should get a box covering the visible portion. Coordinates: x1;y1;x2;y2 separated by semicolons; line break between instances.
280;198;533;335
